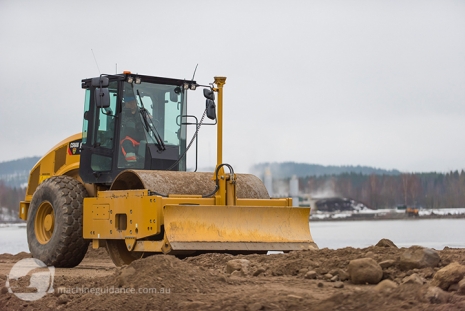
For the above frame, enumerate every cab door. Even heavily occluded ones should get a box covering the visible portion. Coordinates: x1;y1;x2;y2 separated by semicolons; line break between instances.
79;80;118;184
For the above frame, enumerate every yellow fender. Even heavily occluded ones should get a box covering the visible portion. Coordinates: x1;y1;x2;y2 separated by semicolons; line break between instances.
19;133;90;220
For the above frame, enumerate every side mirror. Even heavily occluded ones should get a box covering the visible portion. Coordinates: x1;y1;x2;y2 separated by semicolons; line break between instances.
91;76;109;88
95;87;110;108
204;88;216;120
203;88;215;100
206;99;216;120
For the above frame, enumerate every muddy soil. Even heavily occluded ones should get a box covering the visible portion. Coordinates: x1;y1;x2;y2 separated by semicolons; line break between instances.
1;241;465;311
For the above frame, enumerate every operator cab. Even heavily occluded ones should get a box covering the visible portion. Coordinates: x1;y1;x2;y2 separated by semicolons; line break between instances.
79;72;197;185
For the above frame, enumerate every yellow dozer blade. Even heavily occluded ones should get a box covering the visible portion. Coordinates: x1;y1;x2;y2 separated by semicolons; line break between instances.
164;204;316;251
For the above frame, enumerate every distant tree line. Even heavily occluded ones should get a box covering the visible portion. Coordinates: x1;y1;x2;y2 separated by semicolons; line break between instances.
0;181;25;216
0;156;40;188
0;157;40;174
252;162;401;179
296;171;465;209
2;159;465;217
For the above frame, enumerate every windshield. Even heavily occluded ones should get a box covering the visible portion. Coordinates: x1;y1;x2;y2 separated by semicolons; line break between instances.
122;81;185;147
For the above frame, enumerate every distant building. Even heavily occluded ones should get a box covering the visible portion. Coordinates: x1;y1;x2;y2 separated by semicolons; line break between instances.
312;197;368;212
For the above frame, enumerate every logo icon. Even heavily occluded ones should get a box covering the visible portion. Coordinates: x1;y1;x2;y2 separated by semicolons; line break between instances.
5;258;55;301
68;139;82;155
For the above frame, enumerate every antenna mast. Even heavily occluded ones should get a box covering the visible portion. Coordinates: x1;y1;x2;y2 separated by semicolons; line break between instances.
192;64;198;80
91;49;101;74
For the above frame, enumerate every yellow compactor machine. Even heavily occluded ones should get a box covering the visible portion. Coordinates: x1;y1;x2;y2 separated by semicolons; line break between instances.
19;72;317;267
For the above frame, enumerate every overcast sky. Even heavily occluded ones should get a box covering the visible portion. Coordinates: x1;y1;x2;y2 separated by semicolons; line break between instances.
0;0;464;174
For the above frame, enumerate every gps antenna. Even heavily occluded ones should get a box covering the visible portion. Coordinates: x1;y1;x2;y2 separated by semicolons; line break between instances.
192;64;198;80
91;49;101;74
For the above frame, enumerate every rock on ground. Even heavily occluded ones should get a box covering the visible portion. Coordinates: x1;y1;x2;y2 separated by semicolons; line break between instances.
347;258;383;284
398;246;440;270
374;279;398;294
375;239;398;248
431;262;465;291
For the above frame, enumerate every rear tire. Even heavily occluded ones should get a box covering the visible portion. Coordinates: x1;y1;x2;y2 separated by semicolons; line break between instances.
27;176;89;267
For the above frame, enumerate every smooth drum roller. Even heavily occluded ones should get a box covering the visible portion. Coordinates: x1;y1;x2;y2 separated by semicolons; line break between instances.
110;169;271;199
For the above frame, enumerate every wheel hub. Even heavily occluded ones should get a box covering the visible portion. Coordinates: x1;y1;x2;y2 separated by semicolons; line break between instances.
35;201;54;244
44;214;53;231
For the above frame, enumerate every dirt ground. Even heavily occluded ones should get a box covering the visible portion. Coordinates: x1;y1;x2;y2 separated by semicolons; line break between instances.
1;240;465;311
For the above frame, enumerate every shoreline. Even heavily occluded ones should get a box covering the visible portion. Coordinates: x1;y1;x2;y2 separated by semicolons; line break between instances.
311;213;465;222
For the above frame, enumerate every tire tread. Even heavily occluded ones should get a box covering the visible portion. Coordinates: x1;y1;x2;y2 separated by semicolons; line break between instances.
27;176;89;268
